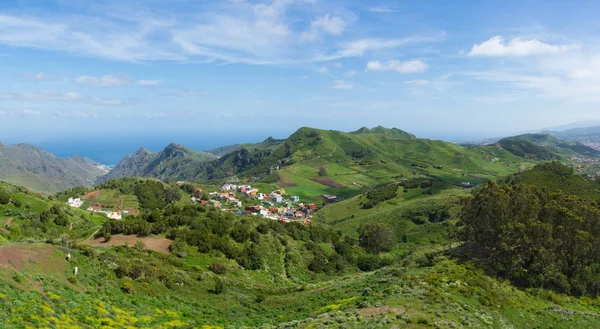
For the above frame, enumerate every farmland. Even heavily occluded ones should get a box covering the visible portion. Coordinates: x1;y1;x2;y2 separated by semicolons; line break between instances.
82;189;140;215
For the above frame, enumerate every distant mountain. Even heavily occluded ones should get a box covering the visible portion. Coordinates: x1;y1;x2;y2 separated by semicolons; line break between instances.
350;125;415;139
205;136;286;157
101;126;555;192
97;147;158;183
97;143;217;183
497;133;599;158
0;143;107;193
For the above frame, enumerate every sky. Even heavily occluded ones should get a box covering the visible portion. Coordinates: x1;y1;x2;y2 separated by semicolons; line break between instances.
2;0;600;163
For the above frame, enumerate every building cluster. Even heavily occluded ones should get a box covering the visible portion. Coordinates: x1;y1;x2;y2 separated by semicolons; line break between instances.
66;198;83;208
191;183;319;224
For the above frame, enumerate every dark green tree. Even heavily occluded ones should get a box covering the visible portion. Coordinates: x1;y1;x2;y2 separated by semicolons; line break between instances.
358;223;395;254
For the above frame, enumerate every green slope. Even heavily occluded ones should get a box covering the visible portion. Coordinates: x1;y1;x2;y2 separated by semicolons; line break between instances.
499;133;599;158
205;136;286;157
1;178;599;328
503;161;600;199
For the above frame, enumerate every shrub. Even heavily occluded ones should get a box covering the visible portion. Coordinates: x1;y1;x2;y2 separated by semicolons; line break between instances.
357;255;384;272
208;263;227;274
0;192;10;205
213;277;226;295
11;198;22;208
134;240;145;251
122;282;135;294
358;223;395;254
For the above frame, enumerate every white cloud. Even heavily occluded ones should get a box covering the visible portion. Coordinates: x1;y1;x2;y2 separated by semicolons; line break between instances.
75;74;131;87
301;75;310;79
301;15;347;41
0;91;83;102
404;80;429;86
468;36;579;57
0;4;442;65
143;112;168;118
0;90;130;105
367;6;394;13
344;70;357;77
366;59;429;73
137;80;161;87
317;66;329;73
332;80;354;89
182;90;209;97
23;72;48;81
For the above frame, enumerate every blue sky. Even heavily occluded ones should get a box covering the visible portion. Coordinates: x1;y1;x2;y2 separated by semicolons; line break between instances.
2;0;600;159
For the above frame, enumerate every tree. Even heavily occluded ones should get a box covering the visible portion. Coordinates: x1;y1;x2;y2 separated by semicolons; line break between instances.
358;223;395;254
319;167;327;177
458;182;600;296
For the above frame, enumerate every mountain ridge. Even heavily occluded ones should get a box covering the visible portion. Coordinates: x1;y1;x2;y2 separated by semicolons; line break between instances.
0;142;107;193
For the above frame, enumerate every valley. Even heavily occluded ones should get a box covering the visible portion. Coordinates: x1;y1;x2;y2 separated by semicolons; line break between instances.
0;125;600;328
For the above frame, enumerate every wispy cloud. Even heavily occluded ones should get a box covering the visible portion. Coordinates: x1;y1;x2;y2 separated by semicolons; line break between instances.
367;6;395;13
468;36;579;57
0;90;130;105
182;90;210;97
136;80;161;87
301;14;348;41
332;80;354;89
75;74;131;87
366;59;429;73
23;72;48;81
0;3;441;65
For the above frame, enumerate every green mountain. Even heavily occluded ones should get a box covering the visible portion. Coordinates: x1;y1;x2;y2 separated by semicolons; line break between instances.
205;136;285;157
502;161;600;199
0;143;107;193
498;133;599;158
97;144;217;183
100;126;543;202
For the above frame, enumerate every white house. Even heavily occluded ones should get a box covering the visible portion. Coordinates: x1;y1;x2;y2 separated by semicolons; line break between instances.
66;198;83;208
222;184;237;191
271;193;283;203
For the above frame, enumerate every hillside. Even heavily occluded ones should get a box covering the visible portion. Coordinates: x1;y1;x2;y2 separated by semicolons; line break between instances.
503;161;600;199
98;126;546;204
0;143;107;193
205;136;286;157
1;178;600;327
498;133;599;158
97;144;217;184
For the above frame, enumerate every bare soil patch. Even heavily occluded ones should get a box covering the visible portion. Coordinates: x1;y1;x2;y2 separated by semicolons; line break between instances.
82;190;101;201
310;177;347;188
0;244;65;273
278;182;298;188
83;234;172;254
5;217;13;227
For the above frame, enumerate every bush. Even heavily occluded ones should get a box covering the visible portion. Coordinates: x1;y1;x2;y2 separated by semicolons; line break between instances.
11;198;22;208
122;282;135;294
359;223;395;254
213;277;226;294
357;255;384;272
134;240;145;251
0;192;10;205
208;263;227;274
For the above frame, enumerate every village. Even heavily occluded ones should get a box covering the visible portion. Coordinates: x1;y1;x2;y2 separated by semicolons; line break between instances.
191;183;337;225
